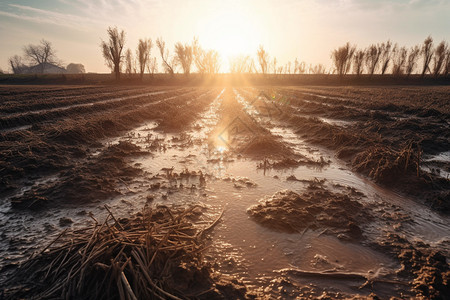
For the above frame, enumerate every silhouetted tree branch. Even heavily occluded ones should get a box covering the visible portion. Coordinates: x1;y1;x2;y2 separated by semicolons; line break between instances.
230;55;250;73
364;44;381;75
101;26;126;80
443;49;450;76
353;49;365;75
392;45;407;76
432;40;447;77
174;42;193;76
146;57;158;76
379;41;393;75
137;38;152;80
23;39;58;73
405;46;420;76
257;45;269;74
420;36;433;77
331;42;355;75
156;37;175;76
125;48;133;75
9;55;27;74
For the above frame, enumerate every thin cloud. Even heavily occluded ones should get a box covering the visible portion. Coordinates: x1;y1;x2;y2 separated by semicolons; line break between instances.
0;10;62;26
5;3;105;30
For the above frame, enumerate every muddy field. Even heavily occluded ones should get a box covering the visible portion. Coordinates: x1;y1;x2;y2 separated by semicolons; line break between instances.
0;84;449;299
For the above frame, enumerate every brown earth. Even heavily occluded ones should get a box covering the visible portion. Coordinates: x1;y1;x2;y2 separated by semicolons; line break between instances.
239;86;450;213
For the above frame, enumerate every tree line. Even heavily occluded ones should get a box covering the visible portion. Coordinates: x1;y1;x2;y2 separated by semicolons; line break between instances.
5;27;449;78
331;37;450;77
102;27;220;80
101;26;335;79
229;36;449;77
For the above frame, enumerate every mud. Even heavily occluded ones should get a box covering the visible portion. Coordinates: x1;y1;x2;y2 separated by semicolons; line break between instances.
10;141;144;209
0;88;213;196
375;233;450;299
247;183;369;240
243;87;450;212
1;85;449;299
1;205;253;300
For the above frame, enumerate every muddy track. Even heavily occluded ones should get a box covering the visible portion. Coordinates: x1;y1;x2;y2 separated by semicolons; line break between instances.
0;88;217;195
280;87;450;124
230;87;449;297
239;87;450;211
0;88;195;131
0;88;166;115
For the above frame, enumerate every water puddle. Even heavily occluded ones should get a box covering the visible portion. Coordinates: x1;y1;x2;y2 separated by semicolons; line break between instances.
421;151;450;179
318;117;354;127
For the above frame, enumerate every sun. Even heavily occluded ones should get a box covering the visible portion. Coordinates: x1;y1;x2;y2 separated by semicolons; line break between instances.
195;4;262;71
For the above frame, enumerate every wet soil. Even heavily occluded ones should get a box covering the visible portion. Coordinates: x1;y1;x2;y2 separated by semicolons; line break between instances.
0;85;449;299
248;183;369;240
241;86;450;212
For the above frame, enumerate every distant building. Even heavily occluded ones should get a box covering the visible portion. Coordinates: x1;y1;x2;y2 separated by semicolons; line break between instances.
66;63;86;74
22;62;67;74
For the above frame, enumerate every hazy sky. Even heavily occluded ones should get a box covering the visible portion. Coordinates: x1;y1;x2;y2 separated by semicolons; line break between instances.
1;0;449;73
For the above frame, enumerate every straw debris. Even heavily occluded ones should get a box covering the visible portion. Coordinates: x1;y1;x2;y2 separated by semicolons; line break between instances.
2;204;246;299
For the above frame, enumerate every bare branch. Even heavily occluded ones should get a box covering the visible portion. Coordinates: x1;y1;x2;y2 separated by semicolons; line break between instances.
101;26;126;80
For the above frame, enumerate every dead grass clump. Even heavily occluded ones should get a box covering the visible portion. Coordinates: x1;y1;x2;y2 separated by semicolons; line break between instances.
352;141;422;184
2;205;244;299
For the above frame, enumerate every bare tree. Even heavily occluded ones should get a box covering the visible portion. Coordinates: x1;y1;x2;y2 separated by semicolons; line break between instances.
192;38;220;74
146;57;158;76
66;63;85;73
192;38;207;74
101;27;126;80
156;38;175;76
392;45;408;76
248;58;256;73
353;49;365;75
136;38;152;80
311;64;326;74
294;58;299;74
405;46;420;76
331;42;355;75
272;57;277;74
229;55;250;73
124;48;133;75
443;49;450;76
379;41;393;75
23;39;58;73
205;50;220;74
174;42;193;75
257;45;269;74
9;55;27;74
432;40;448;77
420;36;433;76
364;44;381;75
298;61;306;74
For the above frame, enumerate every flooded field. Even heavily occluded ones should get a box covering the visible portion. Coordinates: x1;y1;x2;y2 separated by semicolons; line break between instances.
0;85;449;299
